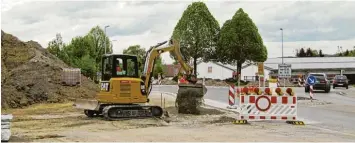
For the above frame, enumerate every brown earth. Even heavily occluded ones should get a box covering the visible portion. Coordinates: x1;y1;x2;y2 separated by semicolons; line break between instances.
1;30;99;109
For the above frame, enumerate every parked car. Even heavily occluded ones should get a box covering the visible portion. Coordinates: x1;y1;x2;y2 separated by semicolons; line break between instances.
305;73;331;93
333;75;349;89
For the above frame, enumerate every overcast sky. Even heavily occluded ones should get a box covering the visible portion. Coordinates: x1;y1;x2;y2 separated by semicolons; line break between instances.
2;0;355;64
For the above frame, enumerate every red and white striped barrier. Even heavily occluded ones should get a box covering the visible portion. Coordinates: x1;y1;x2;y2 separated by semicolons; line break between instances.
239;95;297;120
309;85;314;100
233;87;304;125
228;85;235;106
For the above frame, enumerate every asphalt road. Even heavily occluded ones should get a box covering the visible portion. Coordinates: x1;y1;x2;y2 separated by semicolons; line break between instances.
152;85;355;136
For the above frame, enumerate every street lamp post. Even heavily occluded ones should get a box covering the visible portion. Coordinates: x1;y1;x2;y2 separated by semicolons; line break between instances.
280;28;285;89
104;25;110;54
280;28;283;64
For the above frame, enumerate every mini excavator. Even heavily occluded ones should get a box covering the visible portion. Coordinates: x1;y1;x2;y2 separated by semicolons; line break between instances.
73;39;203;120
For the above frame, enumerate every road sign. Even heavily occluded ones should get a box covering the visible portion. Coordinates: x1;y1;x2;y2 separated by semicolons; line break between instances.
306;75;316;86
278;64;292;78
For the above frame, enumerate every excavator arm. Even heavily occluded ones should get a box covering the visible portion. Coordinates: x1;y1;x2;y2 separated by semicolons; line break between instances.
141;39;194;95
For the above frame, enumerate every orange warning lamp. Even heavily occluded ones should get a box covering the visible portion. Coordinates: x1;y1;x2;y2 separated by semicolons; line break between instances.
254;87;262;95
275;87;283;96
242;87;249;95
264;88;272;95
286;88;294;96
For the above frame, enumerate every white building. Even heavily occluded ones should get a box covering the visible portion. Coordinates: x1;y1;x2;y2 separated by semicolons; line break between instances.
196;61;235;80
196;61;272;80
240;62;273;81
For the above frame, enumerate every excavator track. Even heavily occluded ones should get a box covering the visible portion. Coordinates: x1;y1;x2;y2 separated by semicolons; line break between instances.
102;104;163;121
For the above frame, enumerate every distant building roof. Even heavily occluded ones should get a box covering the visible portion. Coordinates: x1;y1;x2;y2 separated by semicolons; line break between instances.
264;57;355;70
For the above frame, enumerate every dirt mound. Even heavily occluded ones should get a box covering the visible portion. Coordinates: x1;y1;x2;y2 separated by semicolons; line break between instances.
1;30;99;109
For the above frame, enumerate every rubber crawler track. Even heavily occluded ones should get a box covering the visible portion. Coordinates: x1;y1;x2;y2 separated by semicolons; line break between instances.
102;104;163;121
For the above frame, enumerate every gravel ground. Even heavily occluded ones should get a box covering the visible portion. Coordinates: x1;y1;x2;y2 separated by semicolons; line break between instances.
7;93;355;142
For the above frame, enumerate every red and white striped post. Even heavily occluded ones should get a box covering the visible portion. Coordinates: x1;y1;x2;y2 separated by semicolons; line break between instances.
229;84;235;106
309;85;314;101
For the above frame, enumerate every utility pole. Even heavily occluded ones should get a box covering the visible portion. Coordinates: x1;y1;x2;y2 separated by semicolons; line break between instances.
104;25;110;54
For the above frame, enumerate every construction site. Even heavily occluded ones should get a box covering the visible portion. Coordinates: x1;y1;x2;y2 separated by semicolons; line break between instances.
2;30;355;142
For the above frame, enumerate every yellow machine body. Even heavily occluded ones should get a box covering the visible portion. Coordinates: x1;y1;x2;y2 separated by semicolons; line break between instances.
96;78;147;104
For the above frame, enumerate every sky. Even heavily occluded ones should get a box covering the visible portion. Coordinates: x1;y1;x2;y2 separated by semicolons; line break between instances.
2;0;355;64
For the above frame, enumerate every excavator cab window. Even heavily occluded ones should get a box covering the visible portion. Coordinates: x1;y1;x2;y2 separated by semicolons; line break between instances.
101;55;139;81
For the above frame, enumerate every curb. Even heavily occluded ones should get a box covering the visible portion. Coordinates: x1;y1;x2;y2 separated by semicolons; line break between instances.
150;91;239;113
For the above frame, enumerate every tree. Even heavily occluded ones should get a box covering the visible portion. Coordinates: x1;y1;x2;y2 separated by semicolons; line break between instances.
85;26;113;81
215;8;267;79
69;36;91;59
312;49;318;57
171;1;220;75
153;56;164;78
123;45;146;74
298;48;306;57
47;33;65;57
319;49;324;57
344;49;350;56
78;54;96;78
306;48;313;57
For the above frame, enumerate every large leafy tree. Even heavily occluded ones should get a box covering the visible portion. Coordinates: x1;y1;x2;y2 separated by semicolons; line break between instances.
171;1;220;75
216;8;267;79
85;26;113;78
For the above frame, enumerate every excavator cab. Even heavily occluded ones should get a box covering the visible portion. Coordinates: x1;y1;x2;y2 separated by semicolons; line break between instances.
101;54;139;81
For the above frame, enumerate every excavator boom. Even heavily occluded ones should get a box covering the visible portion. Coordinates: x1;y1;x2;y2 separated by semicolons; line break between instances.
142;39;194;96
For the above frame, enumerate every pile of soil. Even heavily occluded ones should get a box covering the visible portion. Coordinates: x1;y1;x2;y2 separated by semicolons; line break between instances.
1;30;99;109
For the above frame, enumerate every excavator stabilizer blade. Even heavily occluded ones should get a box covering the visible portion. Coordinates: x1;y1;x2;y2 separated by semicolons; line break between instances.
73;99;99;110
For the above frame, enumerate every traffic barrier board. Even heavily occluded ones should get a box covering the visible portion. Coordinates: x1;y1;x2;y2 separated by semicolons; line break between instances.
233;86;304;125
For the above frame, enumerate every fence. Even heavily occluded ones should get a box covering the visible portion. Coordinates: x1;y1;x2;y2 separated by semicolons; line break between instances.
61;68;81;86
1;114;13;141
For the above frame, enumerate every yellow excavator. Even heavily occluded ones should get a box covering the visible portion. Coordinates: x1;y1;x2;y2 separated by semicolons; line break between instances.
73;39;201;120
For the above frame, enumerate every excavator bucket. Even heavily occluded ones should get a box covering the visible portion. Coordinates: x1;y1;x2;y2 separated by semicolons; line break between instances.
73;99;99;110
176;83;207;114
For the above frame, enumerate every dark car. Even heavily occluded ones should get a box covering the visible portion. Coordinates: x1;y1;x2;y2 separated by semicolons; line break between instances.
333;75;349;89
305;73;331;93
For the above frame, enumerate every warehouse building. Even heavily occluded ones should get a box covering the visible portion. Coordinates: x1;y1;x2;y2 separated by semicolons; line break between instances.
265;57;355;84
